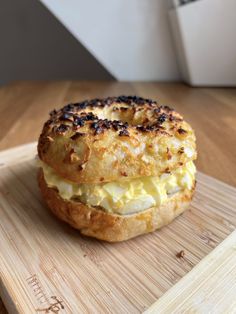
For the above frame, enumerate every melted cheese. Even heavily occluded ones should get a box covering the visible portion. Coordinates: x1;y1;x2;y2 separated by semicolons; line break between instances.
40;161;196;215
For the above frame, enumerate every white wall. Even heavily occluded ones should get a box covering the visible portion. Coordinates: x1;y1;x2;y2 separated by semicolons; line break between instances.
40;0;180;81
169;0;236;86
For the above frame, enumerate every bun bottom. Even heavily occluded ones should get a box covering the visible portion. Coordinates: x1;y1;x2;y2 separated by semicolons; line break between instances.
38;169;195;242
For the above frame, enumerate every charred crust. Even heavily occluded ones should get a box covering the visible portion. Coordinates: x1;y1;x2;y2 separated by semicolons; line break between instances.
120;171;128;176
136;125;149;132
119;106;129;111
55;124;70;134
57;95;157;114
112;123;119;131
157;113;167;124
116;95;156;106
91;122;99;129
94;127;104;135
91;119;129;134
91;119;112;131
42;96;186;139
70;132;85;140
113;106;129;111
160;105;174;112
73;117;85;127
91;119;112;135
44;119;53;127
178;147;185;154
164;167;171;173
136;125;161;133
177;128;187;134
84;112;98;121
119;129;129;137
76;101;88;109
111;120;128;132
59;112;74;122
62;103;75;112
169;114;183;122
103;119;112;128
49;109;57;116
145;125;156;131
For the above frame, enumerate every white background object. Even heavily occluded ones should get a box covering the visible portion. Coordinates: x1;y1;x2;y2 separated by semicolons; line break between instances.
169;0;236;86
39;0;180;81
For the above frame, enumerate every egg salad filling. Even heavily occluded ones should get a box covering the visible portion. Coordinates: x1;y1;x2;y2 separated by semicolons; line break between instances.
40;161;196;215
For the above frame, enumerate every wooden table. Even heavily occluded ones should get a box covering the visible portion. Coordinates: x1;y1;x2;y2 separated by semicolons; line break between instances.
0;81;236;312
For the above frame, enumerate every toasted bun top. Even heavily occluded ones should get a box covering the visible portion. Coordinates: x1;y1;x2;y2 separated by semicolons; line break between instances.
38;96;197;184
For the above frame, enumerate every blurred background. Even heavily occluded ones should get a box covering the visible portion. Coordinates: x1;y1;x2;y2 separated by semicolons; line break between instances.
1;0;235;86
0;2;236;312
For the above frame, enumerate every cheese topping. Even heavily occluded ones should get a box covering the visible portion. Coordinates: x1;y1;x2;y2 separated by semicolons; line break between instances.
40;161;196;215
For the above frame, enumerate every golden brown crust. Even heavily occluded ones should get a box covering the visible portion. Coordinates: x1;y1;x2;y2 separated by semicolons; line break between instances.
38;96;197;184
38;169;195;242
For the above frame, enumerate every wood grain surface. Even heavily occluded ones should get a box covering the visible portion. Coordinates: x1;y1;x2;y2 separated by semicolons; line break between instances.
0;143;236;313
145;229;236;313
0;81;236;313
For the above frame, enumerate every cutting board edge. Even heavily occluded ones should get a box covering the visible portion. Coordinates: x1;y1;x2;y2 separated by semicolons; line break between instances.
0;142;37;166
144;229;236;313
0;278;19;314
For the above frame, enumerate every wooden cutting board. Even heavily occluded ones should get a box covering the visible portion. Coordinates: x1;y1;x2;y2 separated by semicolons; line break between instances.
0;143;236;314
